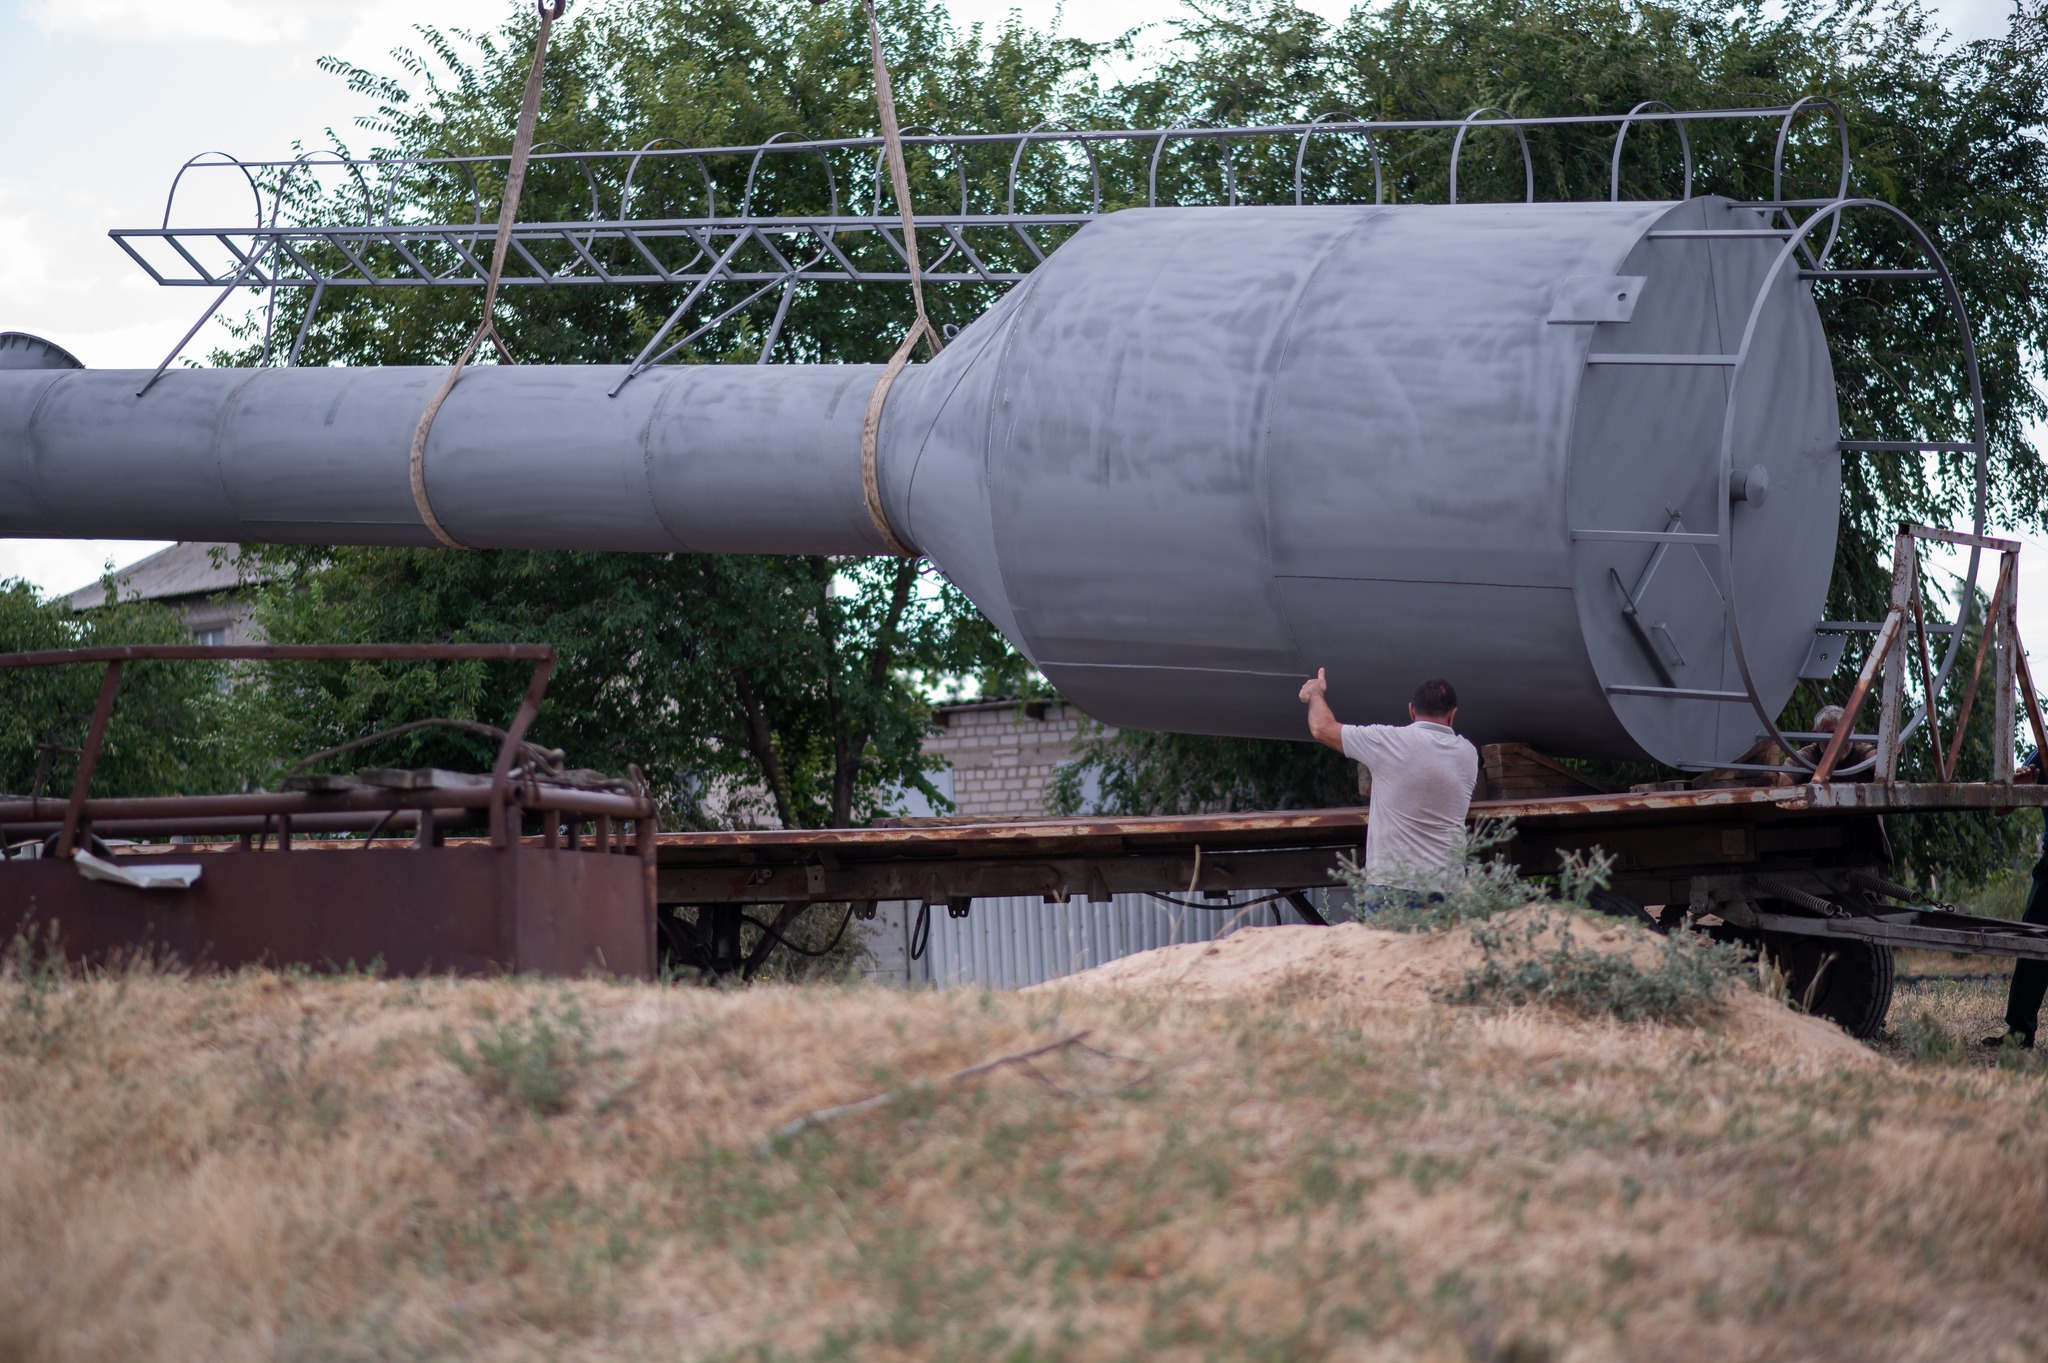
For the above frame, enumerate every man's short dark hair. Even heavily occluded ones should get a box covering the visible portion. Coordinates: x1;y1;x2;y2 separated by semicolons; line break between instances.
1412;678;1457;718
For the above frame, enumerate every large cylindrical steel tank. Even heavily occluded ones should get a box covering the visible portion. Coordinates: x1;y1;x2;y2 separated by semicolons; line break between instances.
0;195;1838;766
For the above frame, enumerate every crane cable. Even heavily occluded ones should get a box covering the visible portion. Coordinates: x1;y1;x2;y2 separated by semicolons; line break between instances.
857;0;941;557
408;0;566;550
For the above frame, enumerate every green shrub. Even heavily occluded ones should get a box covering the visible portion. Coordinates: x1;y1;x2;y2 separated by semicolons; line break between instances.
439;996;592;1115
1334;819;1576;932
1957;855;2034;922
1336;817;1751;1025
1441;911;1751;1026
0;578;249;805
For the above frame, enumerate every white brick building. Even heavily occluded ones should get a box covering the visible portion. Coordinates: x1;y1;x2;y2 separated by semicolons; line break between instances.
918;697;1098;819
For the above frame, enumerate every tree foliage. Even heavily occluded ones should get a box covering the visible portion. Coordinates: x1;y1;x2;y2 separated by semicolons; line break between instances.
1048;725;1356;816
0;582;239;803
265;0;1104;368
243;547;1001;829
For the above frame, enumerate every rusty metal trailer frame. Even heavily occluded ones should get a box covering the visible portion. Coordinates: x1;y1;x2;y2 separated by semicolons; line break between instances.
652;781;2048;958
652;778;2048;1034
0;644;659;978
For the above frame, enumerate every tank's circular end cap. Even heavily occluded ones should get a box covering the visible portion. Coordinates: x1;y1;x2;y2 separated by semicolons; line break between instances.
0;332;83;371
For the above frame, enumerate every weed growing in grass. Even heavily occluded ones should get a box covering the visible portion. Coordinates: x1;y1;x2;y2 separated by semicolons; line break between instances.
1337;819;1621;932
1;924;69;1057
1872;973;2048;1068
244;1011;347;1136
1957;847;2035;921
1994;1043;2048;1077
1444;910;1753;1025
1335;819;1539;930
1896;1008;1970;1066
438;993;594;1115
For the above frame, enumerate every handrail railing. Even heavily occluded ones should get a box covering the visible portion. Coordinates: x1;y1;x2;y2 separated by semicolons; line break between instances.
111;100;1856;376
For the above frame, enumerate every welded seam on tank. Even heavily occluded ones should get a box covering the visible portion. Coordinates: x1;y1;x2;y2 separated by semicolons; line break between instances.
1537;201;1689;761
987;212;1191;667
1045;661;1312;676
1274;574;1583;591
212;368;270;545
974;255;1058;656
894;272;1041;557
1703;198;1740;754
637;369;701;554
1251;207;1390;669
14;371;69;530
1094;213;1191;487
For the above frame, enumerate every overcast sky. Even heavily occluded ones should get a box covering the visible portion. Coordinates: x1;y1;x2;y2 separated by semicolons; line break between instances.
0;0;2032;611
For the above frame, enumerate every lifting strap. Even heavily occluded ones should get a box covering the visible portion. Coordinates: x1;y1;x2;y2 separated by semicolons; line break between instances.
858;0;941;557
408;0;566;550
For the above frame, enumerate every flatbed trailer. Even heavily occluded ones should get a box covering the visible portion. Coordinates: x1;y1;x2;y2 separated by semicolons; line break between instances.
654;780;2048;1038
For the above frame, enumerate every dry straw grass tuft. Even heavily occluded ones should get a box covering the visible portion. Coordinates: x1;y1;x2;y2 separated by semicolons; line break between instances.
2;922;2046;1362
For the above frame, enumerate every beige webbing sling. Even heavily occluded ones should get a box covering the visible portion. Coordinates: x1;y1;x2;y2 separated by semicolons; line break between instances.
408;0;566;549
856;0;942;557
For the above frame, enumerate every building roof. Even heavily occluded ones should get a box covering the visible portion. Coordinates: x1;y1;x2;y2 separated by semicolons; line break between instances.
930;696;1065;724
67;542;250;609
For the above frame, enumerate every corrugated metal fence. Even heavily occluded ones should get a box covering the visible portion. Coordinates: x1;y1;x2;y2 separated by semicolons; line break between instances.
866;888;1349;989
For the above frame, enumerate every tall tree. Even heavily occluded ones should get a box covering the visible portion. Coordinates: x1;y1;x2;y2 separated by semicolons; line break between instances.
262;0;1105;368
0;581;240;808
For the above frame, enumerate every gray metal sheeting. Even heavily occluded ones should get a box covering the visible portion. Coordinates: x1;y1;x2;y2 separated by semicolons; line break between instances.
873;891;1328;990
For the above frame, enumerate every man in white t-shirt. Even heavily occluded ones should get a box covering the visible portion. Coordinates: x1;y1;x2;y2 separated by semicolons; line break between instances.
1299;670;1479;907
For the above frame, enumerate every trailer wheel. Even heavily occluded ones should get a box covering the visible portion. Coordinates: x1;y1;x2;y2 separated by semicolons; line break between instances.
1759;931;1894;1040
1585;888;1661;930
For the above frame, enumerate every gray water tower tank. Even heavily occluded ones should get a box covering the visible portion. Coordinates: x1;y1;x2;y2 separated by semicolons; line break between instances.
889;195;1838;764
0;195;1836;766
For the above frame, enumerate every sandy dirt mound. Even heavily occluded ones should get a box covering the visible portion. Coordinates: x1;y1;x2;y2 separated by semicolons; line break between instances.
1041;907;1875;1066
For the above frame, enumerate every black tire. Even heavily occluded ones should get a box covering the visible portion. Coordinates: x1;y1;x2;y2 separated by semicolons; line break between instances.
1760;931;1895;1040
1585;888;1662;930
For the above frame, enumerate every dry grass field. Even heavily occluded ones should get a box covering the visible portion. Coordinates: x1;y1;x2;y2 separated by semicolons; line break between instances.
3;918;2047;1363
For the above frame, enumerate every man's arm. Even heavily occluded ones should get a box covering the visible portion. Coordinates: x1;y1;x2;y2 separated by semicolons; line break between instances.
1299;667;1345;751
